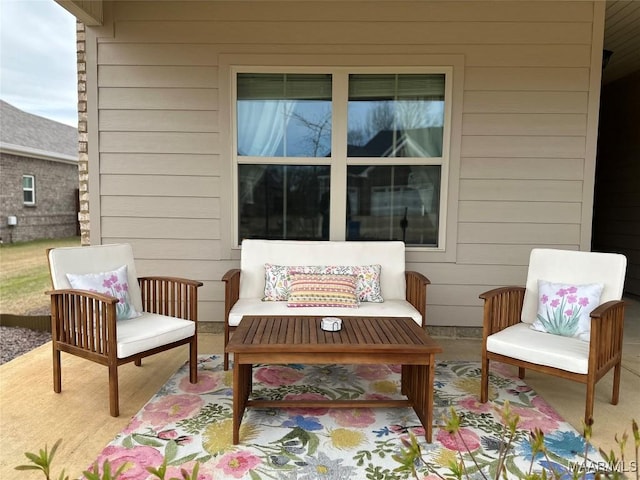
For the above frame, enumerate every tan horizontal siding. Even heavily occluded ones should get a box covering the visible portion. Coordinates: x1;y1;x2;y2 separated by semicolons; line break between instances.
457;244;578;265
100;110;218;132
458;201;581;223
98;42;592;68
458;222;580;244
100;154;220;176
429;284;490;307
112;21;592;45
101;175;219;196
135;259;239;282
101;238;222;261
100;132;218;154
99;66;218;88
101;196;220;218
98;43;218;65
465;67;590;91
462;114;586;136
406;261;527;286
461;136;585;158
427;305;482;327
101;217;220;239
459;179;583;202
114;1;594;23
464;91;588;113
460;158;585;180
99;88;217;110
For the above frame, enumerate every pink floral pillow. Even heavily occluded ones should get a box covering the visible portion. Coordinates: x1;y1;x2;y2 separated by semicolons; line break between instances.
530;280;603;342
66;265;142;320
263;264;383;303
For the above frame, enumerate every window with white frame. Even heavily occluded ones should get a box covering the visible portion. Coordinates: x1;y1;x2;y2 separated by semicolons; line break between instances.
23;175;35;205
233;68;450;247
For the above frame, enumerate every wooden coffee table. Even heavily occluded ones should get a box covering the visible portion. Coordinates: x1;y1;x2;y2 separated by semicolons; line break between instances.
225;315;442;444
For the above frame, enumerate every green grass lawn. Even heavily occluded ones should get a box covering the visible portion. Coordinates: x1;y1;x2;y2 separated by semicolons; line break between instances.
0;237;80;315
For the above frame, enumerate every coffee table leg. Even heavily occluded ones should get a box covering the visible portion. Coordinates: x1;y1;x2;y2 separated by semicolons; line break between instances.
232;361;251;445
425;355;435;443
405;358;435;444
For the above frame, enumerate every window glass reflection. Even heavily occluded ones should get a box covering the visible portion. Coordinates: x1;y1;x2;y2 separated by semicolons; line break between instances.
346;165;440;245
238;164;331;241
348;74;445;158
237;73;332;157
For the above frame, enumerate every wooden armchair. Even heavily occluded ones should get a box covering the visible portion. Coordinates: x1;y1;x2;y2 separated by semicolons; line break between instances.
480;248;627;427
47;243;203;416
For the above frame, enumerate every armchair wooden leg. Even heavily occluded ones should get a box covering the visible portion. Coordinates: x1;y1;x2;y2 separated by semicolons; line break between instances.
224;325;237;371
612;362;621;405
108;364;119;417
53;347;62;393
518;367;525;379
585;375;595;427
480;357;489;403
134;359;142;367
189;337;197;384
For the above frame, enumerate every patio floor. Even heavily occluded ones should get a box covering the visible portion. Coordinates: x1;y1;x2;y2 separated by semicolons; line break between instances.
1;297;638;479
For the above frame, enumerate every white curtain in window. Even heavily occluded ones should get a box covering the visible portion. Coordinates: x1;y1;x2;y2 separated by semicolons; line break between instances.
237;100;294;156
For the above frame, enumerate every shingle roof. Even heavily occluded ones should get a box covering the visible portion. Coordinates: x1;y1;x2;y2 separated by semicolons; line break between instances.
0;100;77;158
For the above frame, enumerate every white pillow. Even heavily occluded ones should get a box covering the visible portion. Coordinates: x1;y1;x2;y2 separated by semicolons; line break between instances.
530;280;603;342
66;265;142;320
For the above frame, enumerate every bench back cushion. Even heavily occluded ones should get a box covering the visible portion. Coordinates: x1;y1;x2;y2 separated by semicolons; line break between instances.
520;248;627;324
239;240;407;300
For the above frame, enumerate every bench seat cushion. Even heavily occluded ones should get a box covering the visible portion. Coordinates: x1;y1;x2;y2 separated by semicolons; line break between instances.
486;322;589;374
116;313;195;359
228;298;422;327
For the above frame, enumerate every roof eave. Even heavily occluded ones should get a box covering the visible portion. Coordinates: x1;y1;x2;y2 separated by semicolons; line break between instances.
0;142;78;165
55;0;103;26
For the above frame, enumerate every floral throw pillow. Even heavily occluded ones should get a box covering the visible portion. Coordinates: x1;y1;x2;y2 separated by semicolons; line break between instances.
287;273;359;308
263;264;291;302
66;265;142;320
530;280;604;342
263;264;383;303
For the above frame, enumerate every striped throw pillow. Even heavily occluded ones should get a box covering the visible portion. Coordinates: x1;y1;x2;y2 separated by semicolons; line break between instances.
287;273;359;308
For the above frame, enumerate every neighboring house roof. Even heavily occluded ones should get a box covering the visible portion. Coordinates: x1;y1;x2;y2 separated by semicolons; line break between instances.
0;100;77;163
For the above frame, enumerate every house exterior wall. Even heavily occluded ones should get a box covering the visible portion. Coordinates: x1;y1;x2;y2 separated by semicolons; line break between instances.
0;153;79;243
84;1;605;327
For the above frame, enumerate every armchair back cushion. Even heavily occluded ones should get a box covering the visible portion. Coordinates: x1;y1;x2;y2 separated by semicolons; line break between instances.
48;243;144;314
238;239;406;300
520;249;627;325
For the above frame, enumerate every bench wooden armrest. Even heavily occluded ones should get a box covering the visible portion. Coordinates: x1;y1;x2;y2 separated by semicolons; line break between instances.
405;271;430;327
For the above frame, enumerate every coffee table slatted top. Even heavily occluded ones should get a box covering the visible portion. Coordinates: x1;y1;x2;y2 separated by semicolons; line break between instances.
227;316;442;354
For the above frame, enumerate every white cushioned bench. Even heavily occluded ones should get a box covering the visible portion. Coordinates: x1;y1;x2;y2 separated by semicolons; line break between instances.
222;239;430;370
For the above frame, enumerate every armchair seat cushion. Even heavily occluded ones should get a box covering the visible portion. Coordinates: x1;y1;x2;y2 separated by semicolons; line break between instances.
116;313;195;359
228;297;422;327
486;322;589;374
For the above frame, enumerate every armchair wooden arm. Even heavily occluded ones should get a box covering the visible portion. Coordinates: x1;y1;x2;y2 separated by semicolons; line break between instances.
405;271;430;327
47;289;119;395
138;276;203;320
222;269;241;370
479;286;526;337
589;299;625;387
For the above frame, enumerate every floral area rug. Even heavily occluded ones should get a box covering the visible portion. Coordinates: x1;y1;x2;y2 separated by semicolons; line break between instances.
88;355;606;479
